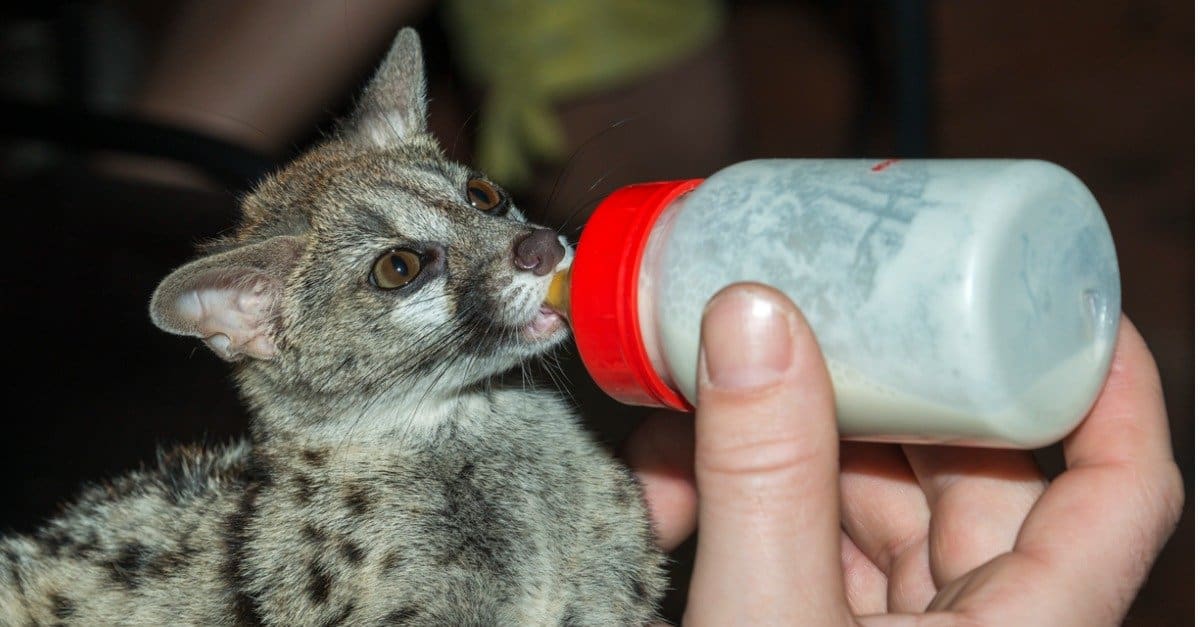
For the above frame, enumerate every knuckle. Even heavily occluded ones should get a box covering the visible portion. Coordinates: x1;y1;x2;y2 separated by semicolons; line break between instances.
878;529;926;573
695;433;825;480
1156;460;1186;530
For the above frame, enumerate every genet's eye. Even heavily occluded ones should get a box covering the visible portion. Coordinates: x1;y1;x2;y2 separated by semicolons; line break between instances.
466;178;504;213
371;249;422;289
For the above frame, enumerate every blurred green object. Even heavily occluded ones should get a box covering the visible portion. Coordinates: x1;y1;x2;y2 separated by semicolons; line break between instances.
444;0;723;187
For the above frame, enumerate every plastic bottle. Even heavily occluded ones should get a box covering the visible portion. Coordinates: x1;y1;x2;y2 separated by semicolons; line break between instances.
549;159;1121;449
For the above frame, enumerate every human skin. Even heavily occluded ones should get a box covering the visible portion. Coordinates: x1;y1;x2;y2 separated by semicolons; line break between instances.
132;0;431;154
623;283;1184;625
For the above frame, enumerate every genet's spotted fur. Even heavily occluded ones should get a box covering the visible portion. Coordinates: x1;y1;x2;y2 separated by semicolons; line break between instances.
0;29;665;625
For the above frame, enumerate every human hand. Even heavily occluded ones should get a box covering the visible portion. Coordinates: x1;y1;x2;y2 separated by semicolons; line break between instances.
622;283;1184;625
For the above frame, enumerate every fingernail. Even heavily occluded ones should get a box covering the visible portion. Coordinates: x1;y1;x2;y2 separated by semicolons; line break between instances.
702;288;793;389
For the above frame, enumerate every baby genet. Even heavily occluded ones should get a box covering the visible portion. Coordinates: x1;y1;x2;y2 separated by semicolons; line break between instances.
0;29;664;625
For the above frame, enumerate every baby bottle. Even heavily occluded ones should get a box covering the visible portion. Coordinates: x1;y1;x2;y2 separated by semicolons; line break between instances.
548;159;1121;449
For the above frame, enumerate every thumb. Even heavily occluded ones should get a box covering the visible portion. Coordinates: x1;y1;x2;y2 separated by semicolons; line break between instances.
684;284;850;626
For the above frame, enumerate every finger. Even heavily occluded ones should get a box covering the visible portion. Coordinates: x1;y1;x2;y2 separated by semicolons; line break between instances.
685;284;852;625
936;317;1185;625
1014;318;1185;617
902;445;1045;588
1063;316;1179;469
621;412;698;551
841;532;887;616
839;442;937;611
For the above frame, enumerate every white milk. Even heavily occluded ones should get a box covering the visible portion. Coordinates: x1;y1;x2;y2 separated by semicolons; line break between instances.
636;159;1119;449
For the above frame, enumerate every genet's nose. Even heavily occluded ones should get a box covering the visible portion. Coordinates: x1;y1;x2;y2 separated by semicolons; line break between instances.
513;229;565;276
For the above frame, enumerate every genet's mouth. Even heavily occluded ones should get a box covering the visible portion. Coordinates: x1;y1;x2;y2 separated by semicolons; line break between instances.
522;306;566;340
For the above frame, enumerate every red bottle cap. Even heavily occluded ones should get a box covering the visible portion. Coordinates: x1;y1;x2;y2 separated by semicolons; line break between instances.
570;179;703;411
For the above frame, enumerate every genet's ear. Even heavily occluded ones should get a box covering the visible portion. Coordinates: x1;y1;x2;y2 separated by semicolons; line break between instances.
341;28;428;148
150;236;306;362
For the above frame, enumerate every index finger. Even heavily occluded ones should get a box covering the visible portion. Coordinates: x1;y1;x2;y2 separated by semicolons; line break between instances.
1018;315;1185;582
1062;315;1179;469
937;316;1185;625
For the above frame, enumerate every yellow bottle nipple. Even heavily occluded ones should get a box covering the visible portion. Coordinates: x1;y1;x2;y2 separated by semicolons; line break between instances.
545;269;571;318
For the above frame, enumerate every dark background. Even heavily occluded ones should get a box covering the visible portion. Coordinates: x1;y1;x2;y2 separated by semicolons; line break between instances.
0;1;1191;623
